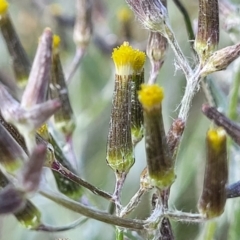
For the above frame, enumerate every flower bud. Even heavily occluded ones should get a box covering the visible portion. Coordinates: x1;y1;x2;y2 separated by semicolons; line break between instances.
138;84;175;189
39;127;83;199
131;71;144;146
0;0;31;88
147;31;168;84
130;48;146;146
194;0;219;64
0;122;27;172
107;42;145;173
0;185;26;214
198;128;228;219
19;145;46;193
140;167;153;190
167;118;185;160
0;170;41;229
125;0;168;33
106;74;133;173
73;0;92;49
0;82;60;152
50;35;75;137
21;28;53;108
15;200;42;229
202;104;240;146
117;7;133;40
201;43;240;76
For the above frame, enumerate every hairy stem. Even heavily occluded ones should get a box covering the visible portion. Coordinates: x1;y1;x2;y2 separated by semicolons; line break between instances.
178;66;202;121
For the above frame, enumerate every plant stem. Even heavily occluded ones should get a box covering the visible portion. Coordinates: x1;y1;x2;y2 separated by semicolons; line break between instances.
204;221;217;240
178;66;202;121
39;188;145;230
66;48;85;84
51;160;113;202
228;60;240;121
112;172;127;214
36;217;88;232
163;25;192;78
165;210;204;223
120;188;145;217
116;227;124;240
172;0;195;45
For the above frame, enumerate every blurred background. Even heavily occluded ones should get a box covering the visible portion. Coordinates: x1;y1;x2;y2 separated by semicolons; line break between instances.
0;0;238;239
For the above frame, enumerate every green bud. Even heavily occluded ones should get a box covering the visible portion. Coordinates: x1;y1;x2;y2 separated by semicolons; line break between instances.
106;74;134;173
194;0;219;64
50;35;75;137
0;5;30;88
198;128;228;219
131;72;144;146
139;84;175;189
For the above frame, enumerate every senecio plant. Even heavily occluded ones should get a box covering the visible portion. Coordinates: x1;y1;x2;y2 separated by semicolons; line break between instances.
2;0;240;239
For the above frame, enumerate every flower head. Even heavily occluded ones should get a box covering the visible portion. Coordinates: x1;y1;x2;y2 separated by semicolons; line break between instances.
112;41;145;75
52;34;61;54
138;84;164;110
0;0;8;16
125;0;168;32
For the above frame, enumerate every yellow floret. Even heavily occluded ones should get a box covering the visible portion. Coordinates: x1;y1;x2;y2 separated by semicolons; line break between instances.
138;84;164;109
0;0;8;15
37;124;50;141
132;50;146;73
117;7;132;23
207;128;226;152
52;35;61;50
112;42;145;75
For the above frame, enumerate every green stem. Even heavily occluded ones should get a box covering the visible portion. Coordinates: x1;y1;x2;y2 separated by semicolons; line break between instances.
116;227;124;240
172;0;195;44
228;63;240;121
204;221;217;240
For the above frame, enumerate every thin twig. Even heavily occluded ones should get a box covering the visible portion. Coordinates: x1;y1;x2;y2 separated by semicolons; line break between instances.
172;0;195;45
165;210;204;223
51;160;113;202
178;65;202;121
66;48;85;84
39;188;145;230
35;217;88;232
120;188;145;217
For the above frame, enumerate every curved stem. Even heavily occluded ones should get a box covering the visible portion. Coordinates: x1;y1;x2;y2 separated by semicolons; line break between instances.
39;188;145;230
228;61;240;121
66;48;85;84
173;0;195;44
51;160;113;202
35;218;88;232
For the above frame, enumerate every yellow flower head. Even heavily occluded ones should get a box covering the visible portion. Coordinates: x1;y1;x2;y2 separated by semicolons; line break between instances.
138;84;164;109
53;35;61;49
52;34;61;55
132;50;146;73
207;128;226;152
0;0;8;15
117;7;132;23
112;42;145;75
